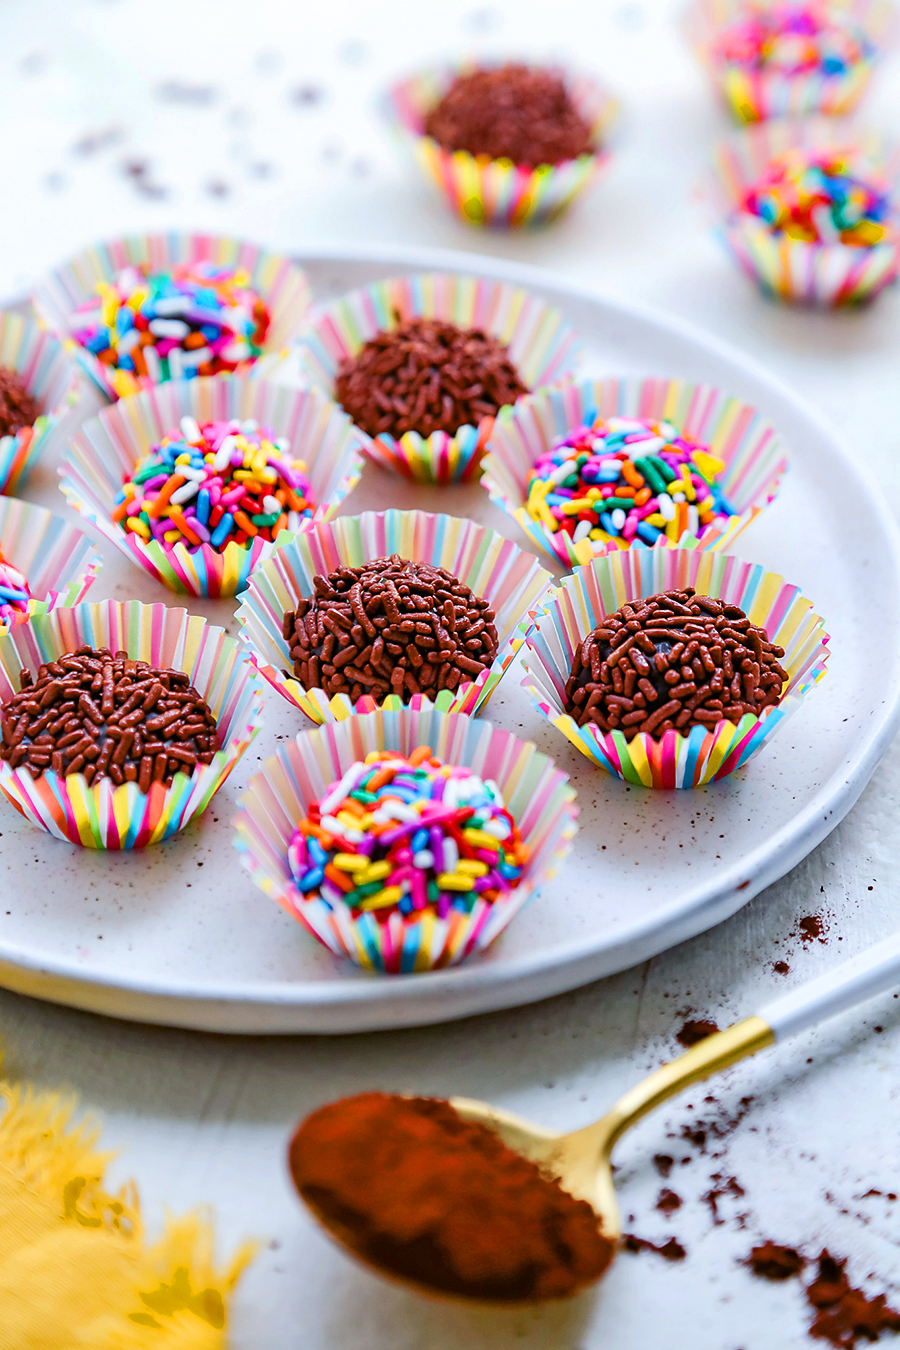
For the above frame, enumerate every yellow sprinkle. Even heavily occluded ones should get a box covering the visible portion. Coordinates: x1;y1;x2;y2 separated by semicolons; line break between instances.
456;860;488;877
358;885;403;911
665;516;680;541
561;498;594;515
436;874;473;891
163;529;180;543
125;518;151;539
692;450;725;481
645;513;665;528
461;829;499;850
333;853;369;873
336;811;360;830
363;860;391;882
175;452;192;465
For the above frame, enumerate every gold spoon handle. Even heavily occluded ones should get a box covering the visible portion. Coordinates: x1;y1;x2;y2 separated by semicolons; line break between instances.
595;1015;774;1155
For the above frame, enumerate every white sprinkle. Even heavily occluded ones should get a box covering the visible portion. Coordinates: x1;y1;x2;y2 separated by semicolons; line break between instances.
262;495;281;515
179;346;212;368
153;296;191;317
116;328;141;354
241;418;259;433
672;492;686;503
168;347;184;379
213;435;237;472
170;480;200;505
179;415;203;444
657;493;676;521
149;318;190;339
611;508;626;531
443;838;459;873
573;520;592;543
688;505;700;536
413;849;434;869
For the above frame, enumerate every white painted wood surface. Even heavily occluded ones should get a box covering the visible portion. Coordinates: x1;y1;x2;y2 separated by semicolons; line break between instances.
1;0;899;1345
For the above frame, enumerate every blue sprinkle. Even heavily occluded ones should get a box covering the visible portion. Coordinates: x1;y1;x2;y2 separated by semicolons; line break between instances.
299;865;324;892
636;521;662;544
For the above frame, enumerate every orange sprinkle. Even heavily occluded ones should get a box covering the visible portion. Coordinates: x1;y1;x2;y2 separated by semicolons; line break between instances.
365;767;397;792
634;487;652;506
284;488;303;511
232;509;259;537
621;461;645;489
325;863;355;893
408;744;433;766
146;474;185;518
168;507;201;547
111;497;132;523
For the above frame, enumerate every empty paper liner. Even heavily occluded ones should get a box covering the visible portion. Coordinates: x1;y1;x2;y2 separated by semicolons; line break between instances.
0;497;100;633
233;706;577;972
59;376;366;598
521;542;830;788
481;375;787;568
385;61;618;228
685;0;896;122
0;309;82;496
710;118;900;306
298;272;581;484
33;231;311;402
235;508;553;724
0;600;263;848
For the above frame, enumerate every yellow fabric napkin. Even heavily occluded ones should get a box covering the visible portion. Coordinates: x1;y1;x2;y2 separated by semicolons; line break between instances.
0;1069;254;1349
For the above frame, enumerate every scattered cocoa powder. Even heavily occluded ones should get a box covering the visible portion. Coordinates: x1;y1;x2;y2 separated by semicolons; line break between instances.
622;1233;687;1261
656;1188;682;1213
794;914;828;944
677;1018;721;1048
746;1244;900;1347
774;960;791;975
702;1172;746;1225
748;1241;806;1280
654;1153;675;1178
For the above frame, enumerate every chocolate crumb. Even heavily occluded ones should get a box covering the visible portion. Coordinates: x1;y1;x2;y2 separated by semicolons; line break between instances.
653;1153;675;1178
807;1250;900;1347
795;914;827;944
677;1018;721;1048
656;1188;682;1213
623;1234;687;1261
748;1242;805;1281
773;960;790;975
702;1172;745;1225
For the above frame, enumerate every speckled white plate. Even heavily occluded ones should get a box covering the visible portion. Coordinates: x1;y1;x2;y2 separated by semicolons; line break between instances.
2;243;899;1034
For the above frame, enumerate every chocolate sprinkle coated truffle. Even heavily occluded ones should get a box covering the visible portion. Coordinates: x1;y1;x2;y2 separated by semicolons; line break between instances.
0;645;219;790
564;587;788;740
0;367;38;437
424;65;595;168
334;317;528;441
283;555;499;704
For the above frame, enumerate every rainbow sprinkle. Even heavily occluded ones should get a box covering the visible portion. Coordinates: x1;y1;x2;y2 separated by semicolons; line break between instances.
712;0;874;77
741;146;896;245
0;546;30;625
287;746;529;921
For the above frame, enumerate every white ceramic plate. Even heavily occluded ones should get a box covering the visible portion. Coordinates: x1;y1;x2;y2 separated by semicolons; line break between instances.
3;242;899;1034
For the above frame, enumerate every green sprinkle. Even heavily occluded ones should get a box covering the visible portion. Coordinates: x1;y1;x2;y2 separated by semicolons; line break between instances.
427;881;439;902
632;457;667;495
349;789;377;804
133;459;165;484
647;454;677;484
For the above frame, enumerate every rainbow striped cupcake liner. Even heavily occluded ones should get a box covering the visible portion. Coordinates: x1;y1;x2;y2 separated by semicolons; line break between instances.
0;310;83;496
298;272;582;485
59;376;366;598
685;0;896;122
384;61;618;228
710;118;900;306
0;600;264;848
235;508;553;725
32;232;312;403
481;375;787;568
0;497;100;634
521;542;830;788
233;706;578;973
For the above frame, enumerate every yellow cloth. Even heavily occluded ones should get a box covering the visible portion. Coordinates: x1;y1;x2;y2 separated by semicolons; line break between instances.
0;1072;255;1350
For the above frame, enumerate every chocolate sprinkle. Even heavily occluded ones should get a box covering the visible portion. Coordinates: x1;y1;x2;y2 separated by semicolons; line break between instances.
334;316;528;441
424;64;595;167
283;556;499;704
0;646;219;790
0;366;38;437
564;587;788;741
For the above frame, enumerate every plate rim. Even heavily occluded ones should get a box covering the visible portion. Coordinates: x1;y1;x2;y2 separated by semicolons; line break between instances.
4;239;900;1033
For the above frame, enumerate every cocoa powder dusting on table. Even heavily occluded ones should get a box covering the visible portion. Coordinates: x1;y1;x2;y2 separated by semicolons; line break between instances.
745;1243;900;1347
623;1233;688;1261
656;1188;682;1213
654;1153;675;1178
748;1241;806;1280
676;1018;721;1048
795;913;828;944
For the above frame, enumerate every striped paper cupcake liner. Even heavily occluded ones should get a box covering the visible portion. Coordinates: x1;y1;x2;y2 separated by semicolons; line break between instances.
0;600;263;848
59;376;366;598
32;232;311;403
0;497;100;633
685;0;896;122
235;508;553;724
384;61;618;228
709;118;900;306
233;706;577;973
0;310;83;496
521;542;830;788
481;375;787;568
298;272;582;485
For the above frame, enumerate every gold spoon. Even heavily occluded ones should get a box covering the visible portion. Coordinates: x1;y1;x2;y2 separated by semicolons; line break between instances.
296;931;900;1303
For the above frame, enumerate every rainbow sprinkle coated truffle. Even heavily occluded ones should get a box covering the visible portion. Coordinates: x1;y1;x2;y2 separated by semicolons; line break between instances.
525;414;736;550
0;545;30;626
288;745;529;924
740;146;896;245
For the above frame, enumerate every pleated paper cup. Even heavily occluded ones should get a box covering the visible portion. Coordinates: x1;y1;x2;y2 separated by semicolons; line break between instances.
0;497;100;633
521;542;830;788
33;232;312;403
384;61;618;228
482;375;787;568
0;310;82;496
685;0;896;122
233;706;577;973
0;600;264;848
298;272;582;485
59;376;366;598
235;509;553;724
710;118;900;305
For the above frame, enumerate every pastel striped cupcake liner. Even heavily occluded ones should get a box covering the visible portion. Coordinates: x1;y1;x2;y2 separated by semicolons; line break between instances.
59;376;366;598
521;542;830;788
481;375;787;568
233;707;578;973
0;497;100;633
32;232;312;402
298;272;582;484
710;118;900;306
0;310;83;496
0;600;264;848
685;0;896;122
384;62;618;228
235;508;553;724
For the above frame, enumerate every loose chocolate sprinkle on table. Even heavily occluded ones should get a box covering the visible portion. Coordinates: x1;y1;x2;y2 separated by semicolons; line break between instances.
749;1242;806;1280
622;1233;688;1261
424;64;595;167
0;367;38;437
283;556;499;704
564;588;787;741
334;316;528;441
0;646;219;790
676;1018;721;1048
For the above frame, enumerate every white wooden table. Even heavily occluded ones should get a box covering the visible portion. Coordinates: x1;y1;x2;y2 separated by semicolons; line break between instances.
2;1;900;1345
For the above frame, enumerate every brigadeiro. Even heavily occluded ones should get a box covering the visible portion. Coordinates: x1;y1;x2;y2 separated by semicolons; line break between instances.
565;587;788;739
0;368;39;437
282;556;499;704
424;64;596;167
0;645;220;791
